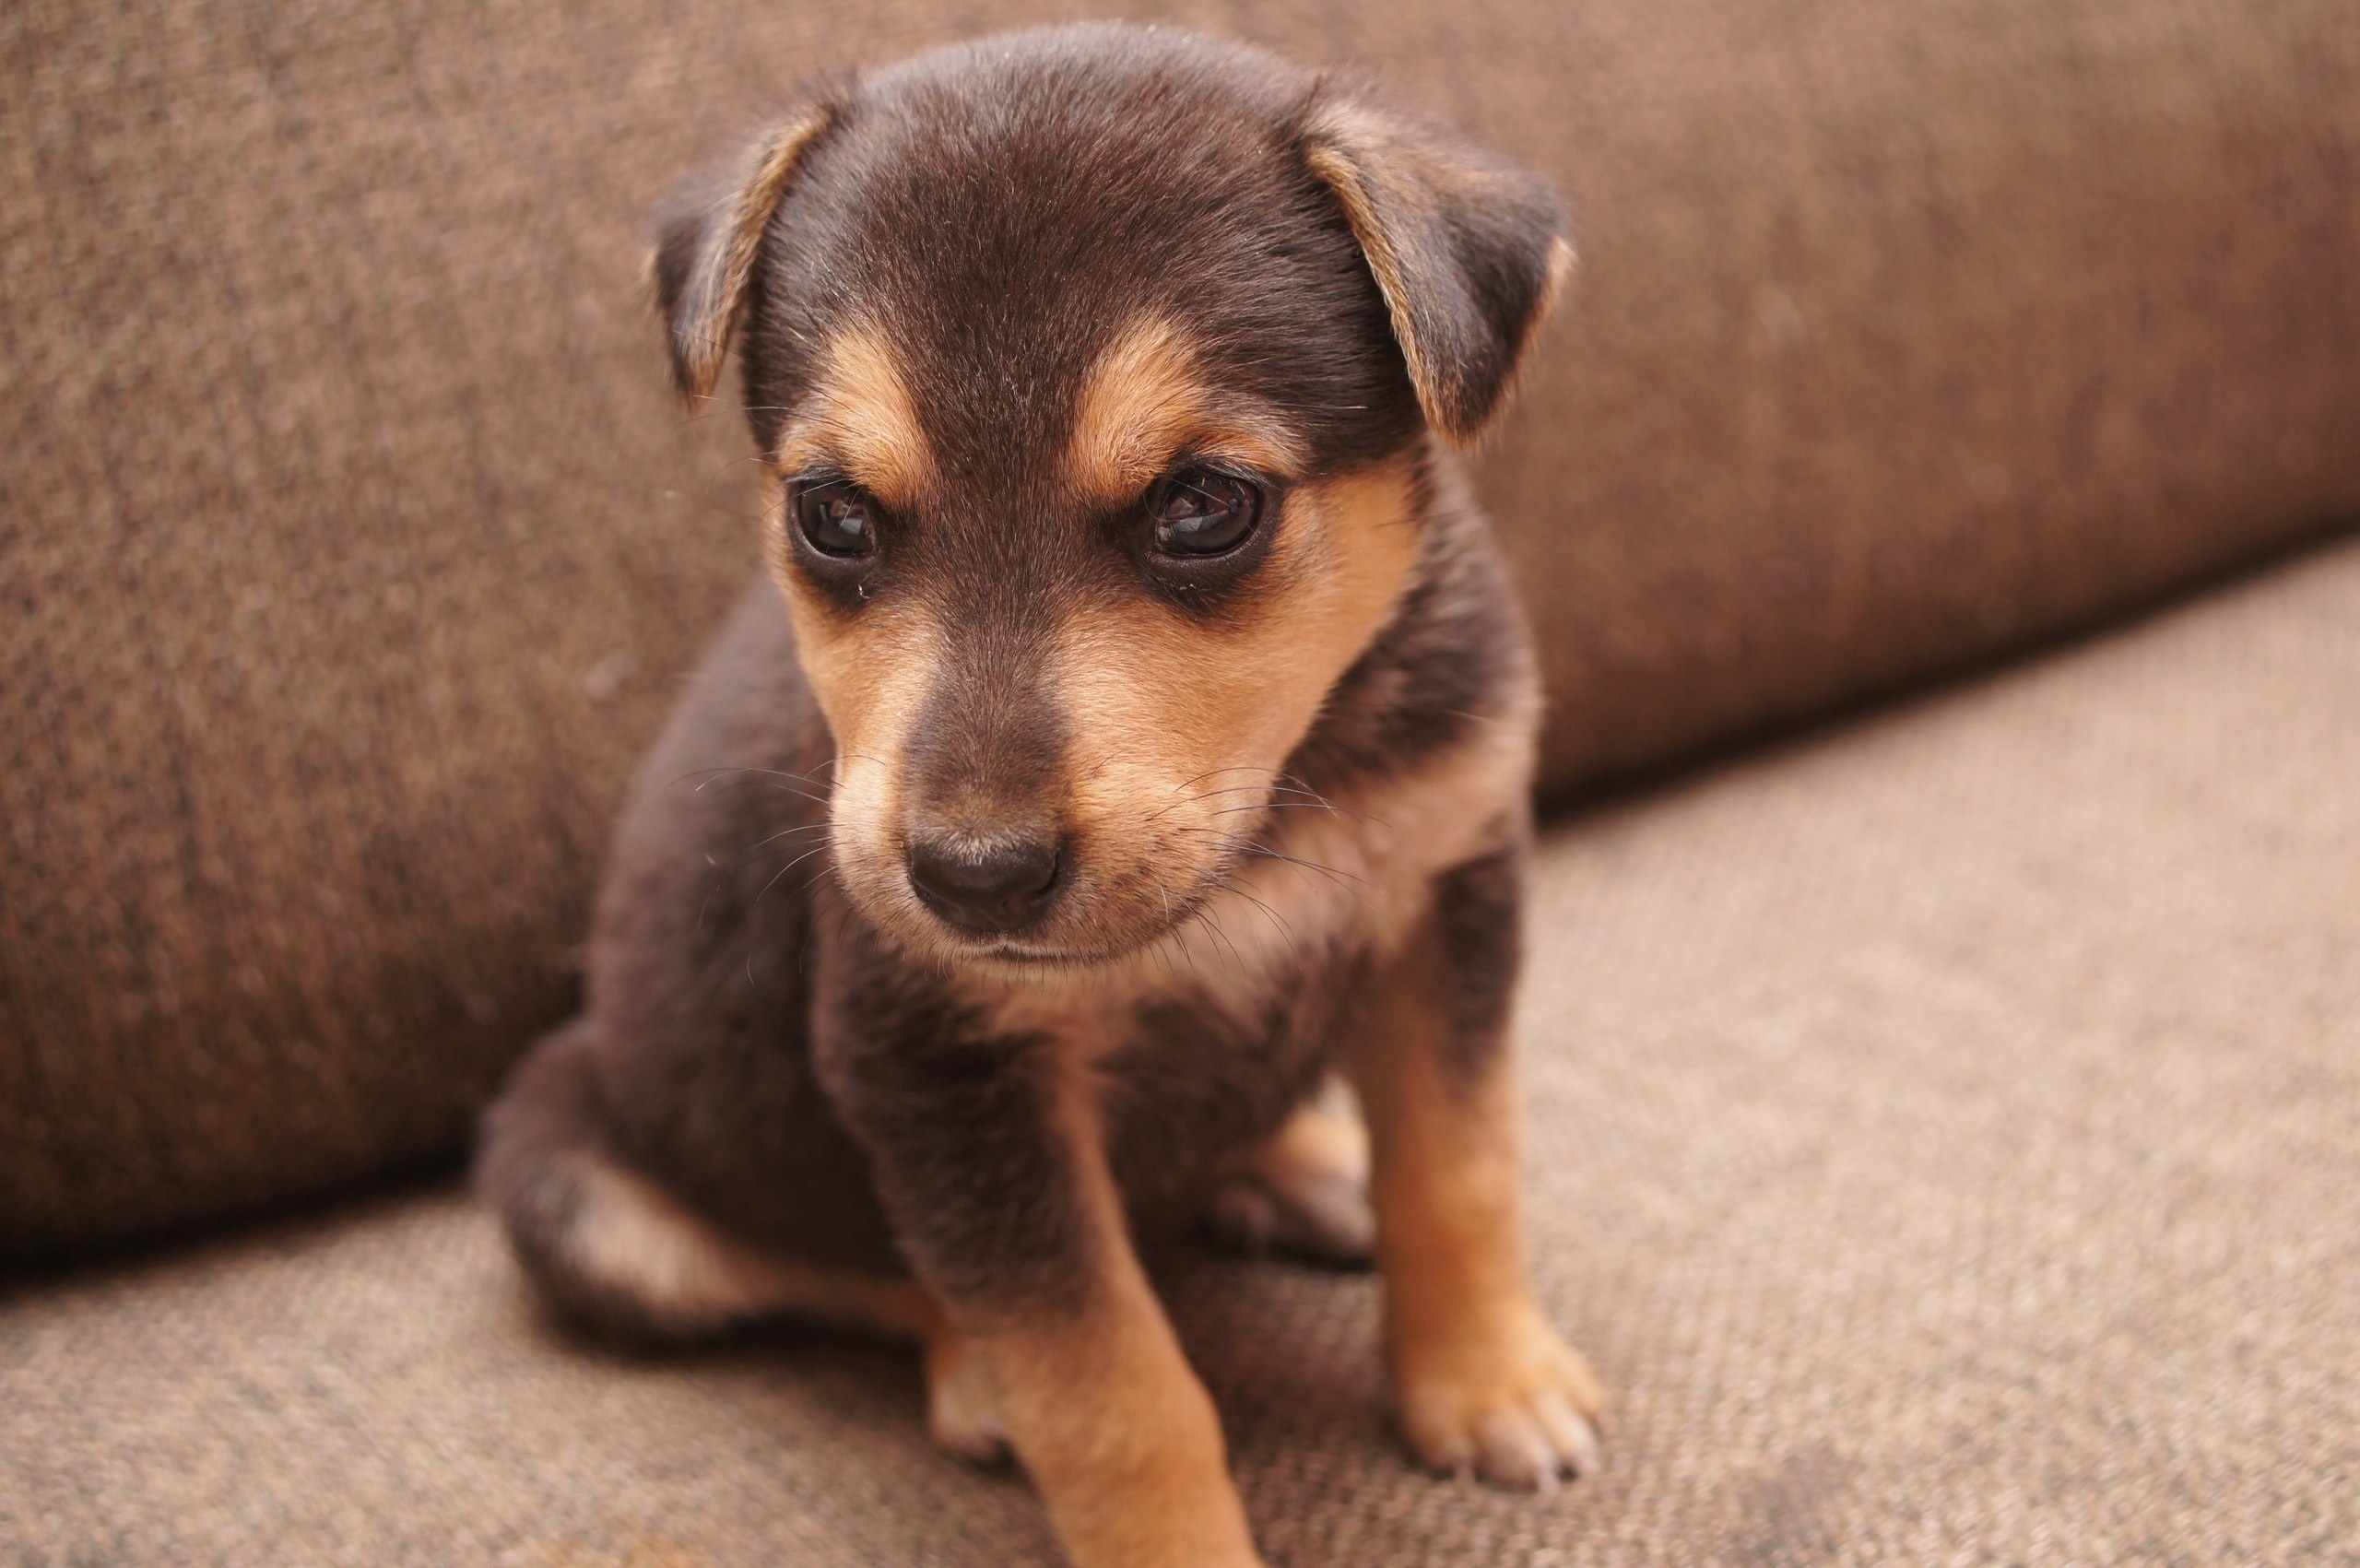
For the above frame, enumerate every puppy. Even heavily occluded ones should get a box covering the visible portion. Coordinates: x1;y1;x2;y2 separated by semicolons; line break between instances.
478;23;1598;1567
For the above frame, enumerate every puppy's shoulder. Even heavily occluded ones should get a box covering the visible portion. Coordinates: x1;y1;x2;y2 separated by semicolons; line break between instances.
1292;450;1540;807
592;578;832;953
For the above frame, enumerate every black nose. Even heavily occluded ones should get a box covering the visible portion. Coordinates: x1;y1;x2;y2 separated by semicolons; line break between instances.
905;831;1062;934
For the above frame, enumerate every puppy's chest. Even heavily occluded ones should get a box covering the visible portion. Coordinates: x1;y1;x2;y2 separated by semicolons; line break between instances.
993;738;1527;1199
1003;842;1374;1211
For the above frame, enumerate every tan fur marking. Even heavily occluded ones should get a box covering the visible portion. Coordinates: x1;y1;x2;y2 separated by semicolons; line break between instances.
563;1155;937;1338
761;493;942;937
1211;1088;1375;1262
1540;233;1578;317
1303;108;1438;430
565;1156;1022;1476
1304;100;1567;446
673;106;833;402
925;1328;1012;1462
1261;1088;1368;1190
1503;230;1578;404
980;626;1537;1029
1063;318;1307;501
1034;458;1423;956
814;449;1443;980
773;324;938;510
976;1305;1260;1566
952;1067;1264;1568
961;510;1536;1041
1348;938;1605;1485
1198;684;1539;973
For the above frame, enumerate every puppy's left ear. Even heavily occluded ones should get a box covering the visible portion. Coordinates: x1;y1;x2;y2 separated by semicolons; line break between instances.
649;96;844;404
1301;92;1572;445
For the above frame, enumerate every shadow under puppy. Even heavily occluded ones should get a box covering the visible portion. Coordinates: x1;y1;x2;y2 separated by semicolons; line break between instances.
478;22;1596;1567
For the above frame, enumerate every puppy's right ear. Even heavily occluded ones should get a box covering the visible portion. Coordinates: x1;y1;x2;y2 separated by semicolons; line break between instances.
650;99;843;404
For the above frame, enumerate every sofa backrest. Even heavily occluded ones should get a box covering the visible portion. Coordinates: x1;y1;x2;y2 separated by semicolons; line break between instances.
5;0;2355;1256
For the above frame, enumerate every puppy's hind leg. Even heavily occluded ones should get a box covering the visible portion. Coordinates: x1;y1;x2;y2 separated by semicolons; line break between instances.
475;1019;935;1345
478;1022;1014;1461
923;1326;1013;1465
1209;1082;1376;1266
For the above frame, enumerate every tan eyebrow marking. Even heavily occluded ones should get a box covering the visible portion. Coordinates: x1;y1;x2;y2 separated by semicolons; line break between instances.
773;323;938;509
1063;316;1309;502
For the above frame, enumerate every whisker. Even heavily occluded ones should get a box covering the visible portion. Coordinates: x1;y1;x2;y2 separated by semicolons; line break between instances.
1228;884;1305;962
739;823;832;852
678;765;833;808
1168;824;1367;890
752;843;832;907
1185;898;1249;972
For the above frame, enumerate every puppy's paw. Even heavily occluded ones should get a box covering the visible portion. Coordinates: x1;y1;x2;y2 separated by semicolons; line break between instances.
1208;1093;1375;1266
1394;1304;1605;1490
925;1333;1011;1466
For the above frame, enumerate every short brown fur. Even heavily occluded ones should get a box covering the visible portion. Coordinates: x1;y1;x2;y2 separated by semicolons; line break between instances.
481;24;1589;1568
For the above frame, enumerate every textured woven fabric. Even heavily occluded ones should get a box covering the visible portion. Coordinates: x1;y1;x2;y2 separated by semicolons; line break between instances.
6;537;2357;1565
5;0;2358;1253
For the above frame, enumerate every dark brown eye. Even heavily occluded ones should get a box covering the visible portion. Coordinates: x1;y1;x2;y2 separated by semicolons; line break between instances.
793;478;876;558
1149;467;1262;558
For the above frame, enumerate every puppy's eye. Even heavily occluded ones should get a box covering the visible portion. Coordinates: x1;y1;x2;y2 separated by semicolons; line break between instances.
793;478;877;558
1149;467;1262;558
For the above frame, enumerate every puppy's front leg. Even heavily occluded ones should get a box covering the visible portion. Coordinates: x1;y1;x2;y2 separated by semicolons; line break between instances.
1351;846;1606;1488
818;1016;1263;1568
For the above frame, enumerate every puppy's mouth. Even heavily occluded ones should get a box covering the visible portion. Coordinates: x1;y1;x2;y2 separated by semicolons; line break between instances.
943;927;1164;970
976;940;1080;966
916;889;1211;973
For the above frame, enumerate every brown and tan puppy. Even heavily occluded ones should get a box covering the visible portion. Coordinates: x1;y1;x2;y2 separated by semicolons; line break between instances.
478;23;1596;1566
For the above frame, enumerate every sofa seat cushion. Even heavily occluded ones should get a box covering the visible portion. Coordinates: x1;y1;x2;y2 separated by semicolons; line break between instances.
6;536;2356;1564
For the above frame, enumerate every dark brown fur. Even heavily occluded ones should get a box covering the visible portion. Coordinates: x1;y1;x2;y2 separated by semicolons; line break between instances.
479;23;1587;1566
1430;843;1528;1083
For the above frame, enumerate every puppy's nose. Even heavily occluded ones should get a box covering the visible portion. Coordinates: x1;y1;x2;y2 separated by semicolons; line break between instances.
906;831;1062;934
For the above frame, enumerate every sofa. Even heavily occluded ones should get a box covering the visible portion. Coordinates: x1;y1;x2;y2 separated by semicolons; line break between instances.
5;0;2355;1561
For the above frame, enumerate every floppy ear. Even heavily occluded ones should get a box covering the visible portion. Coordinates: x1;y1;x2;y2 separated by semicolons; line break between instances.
649;99;842;403
1301;92;1572;445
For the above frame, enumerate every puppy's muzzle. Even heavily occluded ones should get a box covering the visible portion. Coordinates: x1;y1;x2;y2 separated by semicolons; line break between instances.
905;827;1062;934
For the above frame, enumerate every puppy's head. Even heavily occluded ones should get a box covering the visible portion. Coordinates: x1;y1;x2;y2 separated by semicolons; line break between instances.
654;24;1566;971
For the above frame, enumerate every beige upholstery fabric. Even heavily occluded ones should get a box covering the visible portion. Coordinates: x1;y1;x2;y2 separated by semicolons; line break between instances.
5;0;2357;1253
8;537;2355;1564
